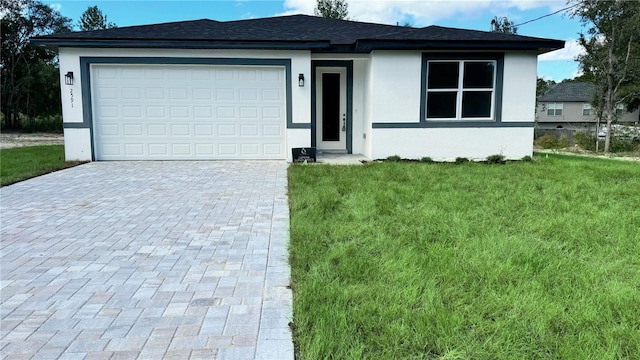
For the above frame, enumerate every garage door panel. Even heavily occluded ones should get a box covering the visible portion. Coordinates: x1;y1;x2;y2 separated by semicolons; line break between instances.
149;144;168;156
194;88;213;100
146;107;165;118
240;107;258;119
169;88;189;100
125;144;144;156
170;106;189;118
123;124;143;136
122;88;141;99
92;64;286;160
240;125;259;137
195;144;215;155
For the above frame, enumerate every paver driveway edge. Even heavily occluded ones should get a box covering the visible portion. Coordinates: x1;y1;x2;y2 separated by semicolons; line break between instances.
0;161;294;360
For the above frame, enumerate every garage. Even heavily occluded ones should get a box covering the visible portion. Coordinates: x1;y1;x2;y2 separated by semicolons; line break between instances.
91;64;286;160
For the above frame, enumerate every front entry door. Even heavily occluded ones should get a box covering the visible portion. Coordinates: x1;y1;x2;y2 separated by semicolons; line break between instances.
316;67;347;151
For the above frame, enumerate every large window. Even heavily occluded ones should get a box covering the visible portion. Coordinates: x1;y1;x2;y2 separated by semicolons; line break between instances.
547;103;563;116
425;60;496;120
582;103;591;116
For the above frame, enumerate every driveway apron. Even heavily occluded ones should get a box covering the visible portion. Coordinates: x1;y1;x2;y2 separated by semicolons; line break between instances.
0;161;293;359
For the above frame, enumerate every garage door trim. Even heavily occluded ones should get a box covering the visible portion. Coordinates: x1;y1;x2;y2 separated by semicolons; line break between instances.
73;57;305;160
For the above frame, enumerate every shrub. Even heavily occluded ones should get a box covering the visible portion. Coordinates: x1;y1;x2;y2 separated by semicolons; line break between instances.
574;132;597;151
521;155;532;162
575;131;639;153
486;154;506;164
420;157;434;163
608;137;637;153
454;157;469;164
534;133;570;149
386;155;402;162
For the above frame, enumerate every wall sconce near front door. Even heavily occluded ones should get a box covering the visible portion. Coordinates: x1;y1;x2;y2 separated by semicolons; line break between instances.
298;73;305;87
64;71;74;85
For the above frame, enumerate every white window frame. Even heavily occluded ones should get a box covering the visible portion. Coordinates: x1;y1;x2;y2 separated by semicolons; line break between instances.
582;103;591;116
547;103;563;116
615;103;625;115
425;60;497;121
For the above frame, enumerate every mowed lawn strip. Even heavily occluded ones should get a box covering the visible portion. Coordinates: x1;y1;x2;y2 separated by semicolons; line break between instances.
1;145;84;186
288;154;640;360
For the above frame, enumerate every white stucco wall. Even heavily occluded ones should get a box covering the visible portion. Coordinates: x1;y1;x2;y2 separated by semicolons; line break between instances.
361;58;373;158
63;128;92;161
364;50;537;161
371;127;534;161
502;52;538;122
368;50;422;123
350;59;369;155
57;48;311;161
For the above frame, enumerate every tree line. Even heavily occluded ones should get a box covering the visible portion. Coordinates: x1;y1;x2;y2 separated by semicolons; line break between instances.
1;0;115;130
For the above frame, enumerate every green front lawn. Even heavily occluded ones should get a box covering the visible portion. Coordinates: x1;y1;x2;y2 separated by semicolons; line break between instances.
1;145;84;186
288;154;640;359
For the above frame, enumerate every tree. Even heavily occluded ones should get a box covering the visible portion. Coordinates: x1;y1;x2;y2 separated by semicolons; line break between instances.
314;0;349;20
537;78;556;98
490;16;518;34
78;5;116;31
572;0;640;152
1;0;72;129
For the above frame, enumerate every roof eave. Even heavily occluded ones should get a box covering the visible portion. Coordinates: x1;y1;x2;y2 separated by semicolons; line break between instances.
29;38;331;51
355;39;565;54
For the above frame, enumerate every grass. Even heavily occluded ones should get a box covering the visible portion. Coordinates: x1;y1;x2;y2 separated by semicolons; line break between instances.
1;145;84;186
287;154;640;360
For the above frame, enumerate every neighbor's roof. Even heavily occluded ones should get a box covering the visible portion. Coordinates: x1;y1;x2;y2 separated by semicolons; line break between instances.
538;81;596;102
31;14;564;54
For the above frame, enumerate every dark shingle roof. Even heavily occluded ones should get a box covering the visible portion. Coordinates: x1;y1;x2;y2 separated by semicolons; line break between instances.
538;82;596;102
31;14;564;53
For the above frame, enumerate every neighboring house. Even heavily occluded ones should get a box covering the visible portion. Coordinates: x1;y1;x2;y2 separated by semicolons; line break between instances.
31;15;563;162
537;81;640;132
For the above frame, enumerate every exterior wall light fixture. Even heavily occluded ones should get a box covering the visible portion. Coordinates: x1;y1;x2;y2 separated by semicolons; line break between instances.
64;71;74;85
298;73;304;87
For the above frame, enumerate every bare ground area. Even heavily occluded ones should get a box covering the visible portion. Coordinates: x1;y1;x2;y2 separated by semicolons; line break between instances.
0;132;64;149
534;146;640;162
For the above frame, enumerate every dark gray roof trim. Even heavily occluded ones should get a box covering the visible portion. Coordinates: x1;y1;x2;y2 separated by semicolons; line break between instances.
31;14;564;54
29;39;332;51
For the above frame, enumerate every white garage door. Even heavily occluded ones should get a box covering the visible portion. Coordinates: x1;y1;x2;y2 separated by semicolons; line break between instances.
91;64;286;160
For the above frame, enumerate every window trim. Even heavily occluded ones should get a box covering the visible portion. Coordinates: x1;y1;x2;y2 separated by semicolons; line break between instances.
615;103;625;116
421;53;504;124
547;102;563;116
425;60;497;120
582;103;591;116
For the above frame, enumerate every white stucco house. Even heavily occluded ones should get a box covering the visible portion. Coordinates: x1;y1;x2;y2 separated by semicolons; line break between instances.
31;15;564;162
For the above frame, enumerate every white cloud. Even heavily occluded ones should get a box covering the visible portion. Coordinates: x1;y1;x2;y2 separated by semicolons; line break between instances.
538;38;584;61
49;3;62;12
276;0;567;26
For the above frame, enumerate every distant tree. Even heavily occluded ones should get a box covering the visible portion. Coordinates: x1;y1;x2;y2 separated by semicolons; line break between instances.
400;20;414;27
490;16;518;34
536;78;556;98
314;0;349;20
571;0;640;152
1;0;72;129
572;72;596;83
78;5;116;31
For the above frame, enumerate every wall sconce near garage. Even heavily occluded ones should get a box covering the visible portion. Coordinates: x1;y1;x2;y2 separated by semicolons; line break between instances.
298;73;305;87
64;72;74;85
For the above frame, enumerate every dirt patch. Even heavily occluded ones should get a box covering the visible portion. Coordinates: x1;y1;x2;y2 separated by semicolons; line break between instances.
535;147;640;162
0;132;64;149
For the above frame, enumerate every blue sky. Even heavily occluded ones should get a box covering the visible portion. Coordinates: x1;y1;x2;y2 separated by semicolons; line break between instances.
43;0;586;81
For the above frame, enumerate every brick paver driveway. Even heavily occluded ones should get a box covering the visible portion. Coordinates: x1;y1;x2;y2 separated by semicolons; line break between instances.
1;161;293;359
